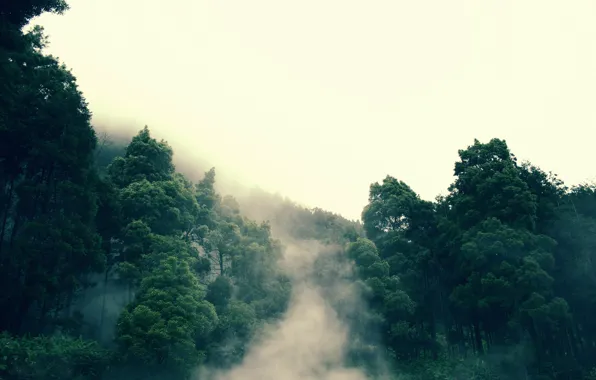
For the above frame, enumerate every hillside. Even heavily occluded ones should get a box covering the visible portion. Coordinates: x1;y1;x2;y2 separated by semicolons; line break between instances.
3;2;596;380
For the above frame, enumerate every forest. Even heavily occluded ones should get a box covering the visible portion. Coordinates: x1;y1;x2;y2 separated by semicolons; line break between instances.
2;2;596;380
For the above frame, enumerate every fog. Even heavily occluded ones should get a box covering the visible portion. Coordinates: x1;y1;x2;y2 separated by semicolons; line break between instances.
6;2;595;378
197;239;385;380
31;0;596;221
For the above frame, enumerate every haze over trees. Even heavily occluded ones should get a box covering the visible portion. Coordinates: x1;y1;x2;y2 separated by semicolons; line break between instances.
2;2;596;380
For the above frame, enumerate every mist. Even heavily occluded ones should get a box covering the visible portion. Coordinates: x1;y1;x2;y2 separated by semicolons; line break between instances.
31;0;596;222
4;1;596;379
197;239;382;380
63;123;371;380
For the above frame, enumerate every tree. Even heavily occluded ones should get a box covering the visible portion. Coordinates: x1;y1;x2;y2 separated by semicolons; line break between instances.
116;256;217;377
449;138;538;231
0;24;104;334
1;0;69;29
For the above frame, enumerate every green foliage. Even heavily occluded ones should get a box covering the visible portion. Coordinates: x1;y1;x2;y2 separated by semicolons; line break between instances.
3;3;596;378
107;126;175;188
0;15;104;335
1;0;69;29
237;188;364;244
116;257;217;374
357;138;596;379
449;138;537;230
205;300;258;367
0;333;110;380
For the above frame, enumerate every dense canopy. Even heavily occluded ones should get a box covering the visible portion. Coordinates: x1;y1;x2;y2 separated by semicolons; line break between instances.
1;3;596;380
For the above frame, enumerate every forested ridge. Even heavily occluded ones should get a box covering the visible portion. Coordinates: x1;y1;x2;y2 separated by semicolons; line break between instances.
2;2;596;380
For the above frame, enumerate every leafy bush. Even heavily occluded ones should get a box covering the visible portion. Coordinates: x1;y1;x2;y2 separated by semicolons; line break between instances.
0;333;110;380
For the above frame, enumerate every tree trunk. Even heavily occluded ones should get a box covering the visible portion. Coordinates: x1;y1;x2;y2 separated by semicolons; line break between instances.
99;266;110;332
0;177;15;257
473;321;484;355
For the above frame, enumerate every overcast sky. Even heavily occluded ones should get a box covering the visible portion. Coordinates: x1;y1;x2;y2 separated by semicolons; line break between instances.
33;0;596;221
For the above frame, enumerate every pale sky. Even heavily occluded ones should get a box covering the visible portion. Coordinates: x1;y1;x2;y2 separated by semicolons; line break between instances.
33;0;596;221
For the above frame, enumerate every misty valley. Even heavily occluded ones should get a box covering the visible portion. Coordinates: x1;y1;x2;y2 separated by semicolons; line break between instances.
3;2;596;380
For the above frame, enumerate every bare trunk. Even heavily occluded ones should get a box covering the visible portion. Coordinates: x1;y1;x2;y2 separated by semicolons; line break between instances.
99;267;109;331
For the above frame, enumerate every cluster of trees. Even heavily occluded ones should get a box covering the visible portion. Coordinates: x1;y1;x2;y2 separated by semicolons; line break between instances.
349;138;596;379
0;3;357;379
3;2;596;380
